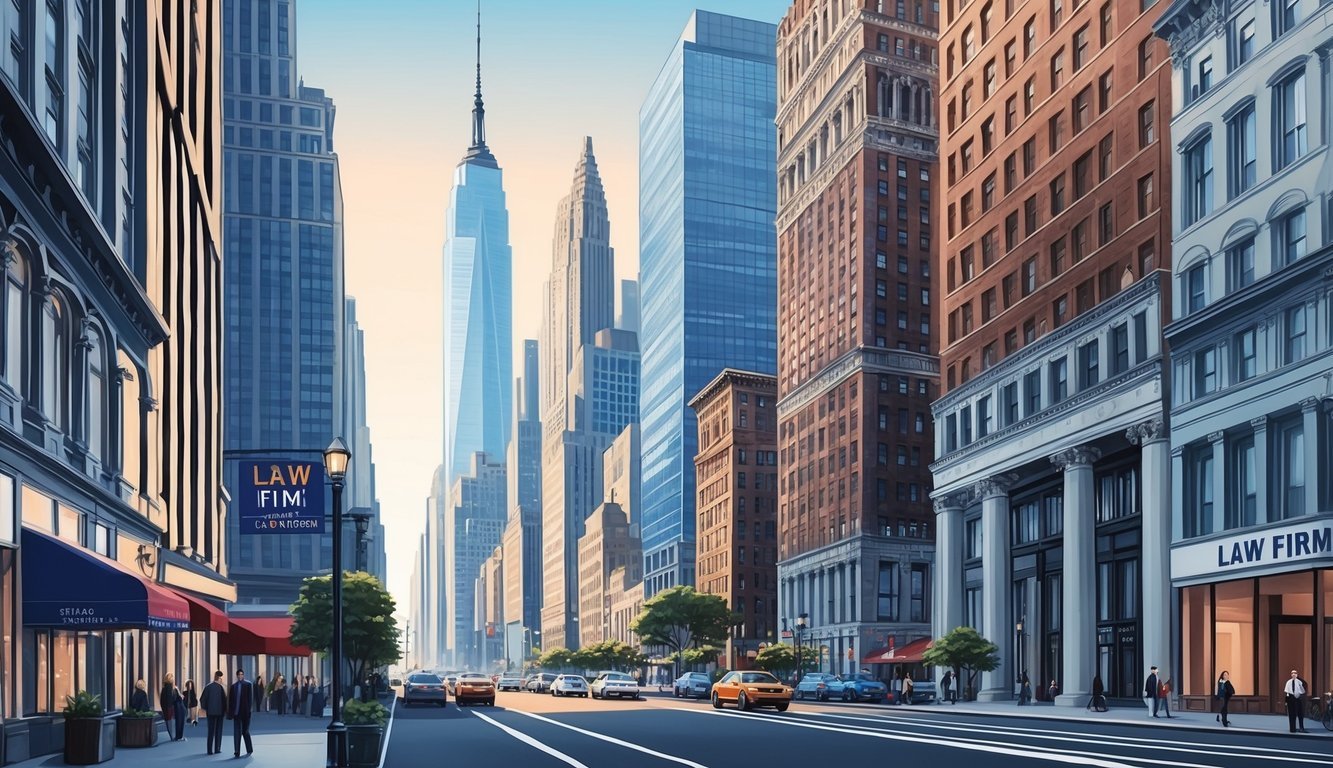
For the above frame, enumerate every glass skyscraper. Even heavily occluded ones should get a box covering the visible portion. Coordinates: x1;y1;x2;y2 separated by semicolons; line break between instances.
223;0;344;604
639;10;778;596
442;30;512;490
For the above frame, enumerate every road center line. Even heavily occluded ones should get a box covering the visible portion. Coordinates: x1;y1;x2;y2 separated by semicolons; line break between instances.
509;710;713;768
679;707;1197;768
794;709;1327;762
470;711;591;768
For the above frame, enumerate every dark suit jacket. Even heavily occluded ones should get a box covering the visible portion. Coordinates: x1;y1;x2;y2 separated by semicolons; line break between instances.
200;681;228;716
1145;673;1159;698
229;680;253;718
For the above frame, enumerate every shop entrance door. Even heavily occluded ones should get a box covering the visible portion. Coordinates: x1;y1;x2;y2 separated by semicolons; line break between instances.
1270;618;1312;712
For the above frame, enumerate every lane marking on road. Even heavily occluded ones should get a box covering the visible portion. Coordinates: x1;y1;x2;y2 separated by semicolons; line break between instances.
376;695;397;768
509;710;712;768
680;707;1213;768
795;709;1333;761
470;711;592;768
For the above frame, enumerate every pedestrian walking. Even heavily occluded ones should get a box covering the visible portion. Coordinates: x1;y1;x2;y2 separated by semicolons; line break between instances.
941;670;955;704
1017;672;1032;705
273;674;288;714
159;673;185;741
200;671;228;755
228;668;254;757
184;679;199;725
1087;675;1107;712
902;676;915;705
1215;671;1234;727
1144;666;1162;718
1047;679;1060;701
253;674;266;712
1284;669;1308;733
129;679;150;712
288;679;299;712
1158;674;1173;717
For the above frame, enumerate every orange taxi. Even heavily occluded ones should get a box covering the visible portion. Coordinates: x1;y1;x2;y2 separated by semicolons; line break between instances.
453;672;496;706
710;670;792;712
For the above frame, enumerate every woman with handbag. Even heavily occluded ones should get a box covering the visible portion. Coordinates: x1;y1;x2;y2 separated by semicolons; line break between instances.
1215;671;1235;727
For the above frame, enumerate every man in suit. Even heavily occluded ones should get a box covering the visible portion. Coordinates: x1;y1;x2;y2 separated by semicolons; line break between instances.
228;668;254;757
1144;665;1161;717
199;671;228;755
1285;669;1308;733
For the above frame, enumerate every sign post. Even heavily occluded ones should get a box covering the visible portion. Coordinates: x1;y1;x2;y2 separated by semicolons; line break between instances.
237;461;326;534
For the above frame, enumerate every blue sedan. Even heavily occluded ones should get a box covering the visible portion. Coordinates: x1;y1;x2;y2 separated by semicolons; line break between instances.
838;673;888;702
793;673;846;701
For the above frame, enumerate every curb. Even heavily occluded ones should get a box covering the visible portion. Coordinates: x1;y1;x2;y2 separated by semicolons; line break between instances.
375;695;397;768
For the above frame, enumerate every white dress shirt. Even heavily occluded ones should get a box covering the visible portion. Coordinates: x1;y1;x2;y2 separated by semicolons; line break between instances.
1284;677;1306;697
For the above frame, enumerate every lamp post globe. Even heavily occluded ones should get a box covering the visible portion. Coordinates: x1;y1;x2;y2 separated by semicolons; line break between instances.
323;437;351;768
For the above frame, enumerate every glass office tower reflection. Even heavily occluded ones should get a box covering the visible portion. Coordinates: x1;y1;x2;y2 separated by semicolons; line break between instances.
639;10;778;596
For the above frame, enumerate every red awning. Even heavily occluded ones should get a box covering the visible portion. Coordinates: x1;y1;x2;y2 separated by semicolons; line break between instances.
170;589;229;633
219;616;311;657
861;637;933;665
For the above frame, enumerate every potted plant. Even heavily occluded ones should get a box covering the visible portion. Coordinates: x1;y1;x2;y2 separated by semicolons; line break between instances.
115;707;158;748
343;699;388;768
63;690;113;765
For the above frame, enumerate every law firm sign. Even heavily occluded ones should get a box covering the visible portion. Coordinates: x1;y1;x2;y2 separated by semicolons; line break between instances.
237;461;325;534
1171;517;1333;583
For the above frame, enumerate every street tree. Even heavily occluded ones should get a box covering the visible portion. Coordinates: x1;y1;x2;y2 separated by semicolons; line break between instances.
630;586;735;676
754;643;817;677
289;571;400;700
538;647;575;671
921;626;999;700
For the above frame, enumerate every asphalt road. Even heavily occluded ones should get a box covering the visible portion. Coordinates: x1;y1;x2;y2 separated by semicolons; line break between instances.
383;690;1330;767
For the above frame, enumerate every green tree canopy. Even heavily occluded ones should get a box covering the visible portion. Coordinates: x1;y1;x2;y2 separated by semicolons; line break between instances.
289;571;400;699
538;647;574;671
922;626;999;695
630;586;735;675
754;643;818;675
570;640;644;673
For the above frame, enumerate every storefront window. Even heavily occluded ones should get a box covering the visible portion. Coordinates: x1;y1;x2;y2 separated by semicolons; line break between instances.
113;632;125;711
24;628;48;714
0;471;14;544
1258;571;1313;706
52;631;76;708
57;503;83;544
84;632;105;707
1;548;13;718
1181;585;1211;696
21;483;55;531
1214;579;1255;695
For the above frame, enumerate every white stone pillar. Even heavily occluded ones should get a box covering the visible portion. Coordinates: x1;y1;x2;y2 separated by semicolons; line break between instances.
933;492;965;688
1209;430;1226;534
1053;446;1100;707
1250;416;1269;525
1130;418;1170;702
1302;398;1320;518
978;476;1016;701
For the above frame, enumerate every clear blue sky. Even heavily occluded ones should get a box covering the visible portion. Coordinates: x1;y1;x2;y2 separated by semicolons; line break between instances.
297;1;792;603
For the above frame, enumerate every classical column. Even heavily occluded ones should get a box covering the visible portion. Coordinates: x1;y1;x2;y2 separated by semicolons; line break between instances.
1052;445;1100;707
1302;398;1320;518
933;494;965;685
1129;418;1170;700
977;476;1016;701
1250;416;1269;525
1208;431;1226;534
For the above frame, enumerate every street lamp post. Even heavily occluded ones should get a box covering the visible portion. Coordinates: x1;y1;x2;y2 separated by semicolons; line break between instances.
795;613;808;681
323;438;351;768
349;509;371;573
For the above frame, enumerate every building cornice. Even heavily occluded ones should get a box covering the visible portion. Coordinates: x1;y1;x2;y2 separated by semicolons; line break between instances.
688;368;778;409
778;346;938;420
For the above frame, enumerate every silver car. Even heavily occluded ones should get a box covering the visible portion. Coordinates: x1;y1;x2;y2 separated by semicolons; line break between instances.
672;672;712;699
551;675;589;697
590;672;641;700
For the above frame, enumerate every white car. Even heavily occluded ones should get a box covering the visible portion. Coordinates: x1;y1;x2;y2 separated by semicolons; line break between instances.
551;674;589;697
590;672;641;700
496;675;525;692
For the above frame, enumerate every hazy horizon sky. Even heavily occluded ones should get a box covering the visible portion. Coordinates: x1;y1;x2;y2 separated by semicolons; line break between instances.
297;0;791;607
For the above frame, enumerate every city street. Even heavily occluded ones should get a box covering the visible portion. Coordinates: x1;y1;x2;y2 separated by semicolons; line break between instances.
383;691;1330;767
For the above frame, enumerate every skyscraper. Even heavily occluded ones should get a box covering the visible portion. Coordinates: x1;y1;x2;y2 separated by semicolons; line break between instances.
774;0;939;679
223;0;345;605
342;298;386;580
502;338;542;662
639;10;779;596
444;453;507;668
931;0;1173;704
443;12;512;489
617;279;641;336
539;138;626;651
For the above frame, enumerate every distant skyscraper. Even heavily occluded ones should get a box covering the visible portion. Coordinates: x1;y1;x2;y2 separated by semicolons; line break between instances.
502;338;542;661
443;12;512;490
539;139;625;651
342;298;386;581
223;0;344;605
639;10;779;596
445;453;507;669
617;279;641;335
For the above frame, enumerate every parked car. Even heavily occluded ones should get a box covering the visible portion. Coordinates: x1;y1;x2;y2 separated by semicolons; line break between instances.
838;673;888;703
401;672;447;707
793;672;846;701
551;675;589;697
496;675;525;692
524;673;557;693
453;673;496;706
672;672;713;699
590;672;641;699
444;674;460;695
904;680;937;705
711;670;791;711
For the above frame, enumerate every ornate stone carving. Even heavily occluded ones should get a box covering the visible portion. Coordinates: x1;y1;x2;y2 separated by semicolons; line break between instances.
1050;446;1101;470
1164;0;1225;63
974;473;1019;500
932;493;968;514
1126;417;1166;445
1300;397;1320;412
0;236;19;268
1249;415;1267;429
1206;431;1225;444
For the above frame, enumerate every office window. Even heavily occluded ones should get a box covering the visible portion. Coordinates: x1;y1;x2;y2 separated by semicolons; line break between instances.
1022;137;1036;175
1025;195;1038;234
1098;203;1114;246
1051;0;1064;26
1005;95;1017;133
1276;207;1306;266
1227;104;1256;197
1185;446;1213;538
1024;369;1041;415
1049;174;1066;215
1194;347;1217;397
43;0;64;148
1053;295;1069;328
1273;0;1301;37
1074;87;1091;133
982;173;996;210
1001;381;1019;426
1004;40;1016;76
1228;435;1257;529
1099;133;1114;180
1023;257;1037;295
1186;263;1207;313
1079;340;1099;389
984;59;997;98
1227;237;1255;291
1024;18;1036;58
1074;26;1089;70
1024;78;1035;115
1111;323;1129;374
1050;237;1067;276
1233;19;1255;67
1232;327;1257;382
1072;218;1088;261
1099;2;1113;46
1194;56;1213;99
1284;305;1307;363
1136;173;1154;219
1051;47;1065;90
1274;70;1307;171
1182;134;1213;227
977;395;992;437
910;564;930;623
1098;71;1113;114
1138;37;1153;81
1049;111;1065;153
877;562;900;621
1138;102;1154;148
1272;417;1304;520
1050;357;1068;403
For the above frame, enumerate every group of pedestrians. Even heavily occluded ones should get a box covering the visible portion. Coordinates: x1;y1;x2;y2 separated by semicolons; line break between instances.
247;673;320;715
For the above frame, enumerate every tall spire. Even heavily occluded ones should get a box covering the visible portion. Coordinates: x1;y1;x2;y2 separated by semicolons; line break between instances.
465;1;496;166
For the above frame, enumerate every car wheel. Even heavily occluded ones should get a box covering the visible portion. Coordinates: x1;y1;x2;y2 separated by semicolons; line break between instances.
843;689;855;702
738;692;751;711
819;692;829;702
793;689;802;701
775;703;790;712
711;692;723;710
487;699;495;706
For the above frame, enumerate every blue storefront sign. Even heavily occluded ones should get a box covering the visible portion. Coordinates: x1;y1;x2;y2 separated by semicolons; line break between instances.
237;461;325;534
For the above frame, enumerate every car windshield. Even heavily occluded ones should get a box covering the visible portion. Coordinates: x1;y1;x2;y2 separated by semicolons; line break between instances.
688;673;709;680
603;673;633;681
407;674;441;684
741;672;779;684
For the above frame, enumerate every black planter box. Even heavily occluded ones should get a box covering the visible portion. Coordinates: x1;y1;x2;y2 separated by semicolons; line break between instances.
63;716;115;765
115;716;158;748
346;724;383;768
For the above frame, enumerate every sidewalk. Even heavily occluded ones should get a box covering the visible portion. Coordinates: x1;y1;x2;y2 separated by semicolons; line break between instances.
899;699;1333;738
10;710;335;768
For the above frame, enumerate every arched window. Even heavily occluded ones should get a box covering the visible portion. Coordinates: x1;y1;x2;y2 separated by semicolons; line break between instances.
42;292;68;430
3;247;25;390
85;326;104;458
